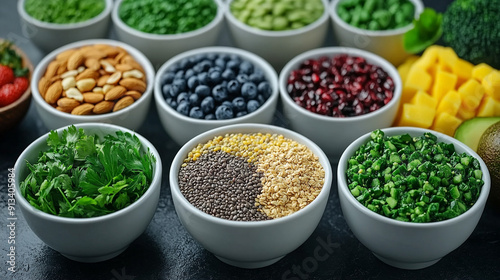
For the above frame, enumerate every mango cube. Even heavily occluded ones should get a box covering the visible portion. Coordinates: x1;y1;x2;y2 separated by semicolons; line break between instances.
437;47;459;72
452;58;474;85
482;71;500;100
431;112;462;136
477;95;500;117
413;45;441;71
397;103;435;128
431;69;458;102
457;79;485;110
406;65;433;92
472;63;495;82
436;90;461;116
411;90;437;109
397;55;419;82
456;106;476;121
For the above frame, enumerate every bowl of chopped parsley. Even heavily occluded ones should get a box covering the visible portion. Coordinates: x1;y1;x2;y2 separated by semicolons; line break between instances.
337;126;490;270
18;0;113;52
14;123;162;262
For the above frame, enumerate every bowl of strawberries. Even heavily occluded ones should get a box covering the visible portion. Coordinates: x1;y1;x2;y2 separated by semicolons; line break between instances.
0;39;32;134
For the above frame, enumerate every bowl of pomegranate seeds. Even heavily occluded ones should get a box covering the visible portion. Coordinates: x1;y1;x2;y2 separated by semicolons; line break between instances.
278;47;402;160
0;39;32;134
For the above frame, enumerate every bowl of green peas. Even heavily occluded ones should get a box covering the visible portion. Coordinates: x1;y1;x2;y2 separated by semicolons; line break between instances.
330;0;424;66
112;0;225;68
225;0;330;70
337;126;491;269
18;0;113;52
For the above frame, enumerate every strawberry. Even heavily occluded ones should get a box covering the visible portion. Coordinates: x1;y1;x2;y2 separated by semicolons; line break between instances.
0;65;15;87
0;84;21;107
13;76;29;94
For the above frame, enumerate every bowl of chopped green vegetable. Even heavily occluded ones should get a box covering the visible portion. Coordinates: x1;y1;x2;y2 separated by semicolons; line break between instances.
18;0;113;53
225;0;330;70
111;0;225;68
14;123;162;263
337;126;490;269
329;0;424;66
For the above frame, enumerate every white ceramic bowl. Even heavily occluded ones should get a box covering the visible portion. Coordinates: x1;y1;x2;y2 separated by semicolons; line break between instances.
31;39;155;131
330;0;424;66
225;0;330;71
337;126;491;269
112;0;225;68
279;47;402;160
154;46;279;146
18;0;113;53
14;123;162;263
170;123;332;268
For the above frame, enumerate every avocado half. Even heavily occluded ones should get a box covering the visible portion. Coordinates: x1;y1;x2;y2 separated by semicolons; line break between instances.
477;121;500;208
454;117;500;152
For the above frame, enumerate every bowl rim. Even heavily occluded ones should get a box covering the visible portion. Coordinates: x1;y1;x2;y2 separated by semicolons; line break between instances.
30;38;155;121
17;0;113;30
153;46;279;126
337;126;491;228
13;122;162;223
225;0;330;38
111;0;225;40
169;123;333;227
278;46;402;123
329;0;425;37
0;39;33;113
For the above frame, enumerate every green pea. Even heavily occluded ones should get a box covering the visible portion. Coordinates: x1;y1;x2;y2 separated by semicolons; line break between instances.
25;0;105;24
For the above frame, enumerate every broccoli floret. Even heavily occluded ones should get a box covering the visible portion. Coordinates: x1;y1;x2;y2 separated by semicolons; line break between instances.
442;0;500;68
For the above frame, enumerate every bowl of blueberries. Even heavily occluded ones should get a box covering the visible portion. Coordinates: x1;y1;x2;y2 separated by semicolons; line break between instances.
154;46;279;146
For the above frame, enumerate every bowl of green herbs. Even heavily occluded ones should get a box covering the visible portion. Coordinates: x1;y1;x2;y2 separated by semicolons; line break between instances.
14;123;162;263
18;0;113;52
337;126;490;270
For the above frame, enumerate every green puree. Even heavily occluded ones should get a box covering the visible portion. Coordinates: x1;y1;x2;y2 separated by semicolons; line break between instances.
25;0;105;24
346;130;484;223
119;0;218;35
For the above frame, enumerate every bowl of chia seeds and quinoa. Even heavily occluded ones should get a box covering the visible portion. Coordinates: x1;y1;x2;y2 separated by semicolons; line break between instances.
111;0;225;67
169;123;333;269
18;0;113;52
337;126;491;270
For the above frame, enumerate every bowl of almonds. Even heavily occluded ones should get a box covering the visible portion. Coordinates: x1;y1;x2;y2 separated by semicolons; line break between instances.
31;39;155;131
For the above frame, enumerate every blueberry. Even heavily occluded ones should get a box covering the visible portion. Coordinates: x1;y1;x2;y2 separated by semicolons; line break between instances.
166;98;177;108
187;76;199;90
200;96;215;114
215;105;234;120
189;93;200;106
185;69;196;80
195;85;211;98
215;57;226;68
236;74;249;84
161;71;175;84
162;84;172;98
239;61;254;75
232;97;246;112
189;107;204;119
212;84;228;102
177;92;189;104
249;71;265;84
198;72;209;85
172;78;187;93
257;81;272;99
222;100;233;109
198;60;213;72
222;69;236;80
219;54;230;61
241;82;258;100
176;101;190;116
179;58;191;70
208;70;222;85
236;111;248;117
257;94;266;105
175;70;185;79
205;114;216;120
206;53;217;61
247;100;260;113
226;60;240;72
227;80;241;96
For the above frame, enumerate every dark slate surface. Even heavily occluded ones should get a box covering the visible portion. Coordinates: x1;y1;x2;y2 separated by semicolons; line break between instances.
1;1;499;279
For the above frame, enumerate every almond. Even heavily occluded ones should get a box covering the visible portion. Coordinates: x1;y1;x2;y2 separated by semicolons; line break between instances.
76;69;99;81
56;106;73;113
45;81;63;104
106;71;122;85
56;61;68;75
71;103;95;115
119;78;146;93
121;56;145;74
44;60;60;79
84;58;101;71
84;49;107;60
67;51;85;70
62;76;76;90
93;101;115;114
60;70;79;79
56;49;77;62
83;92;104;104
96;45;120;58
104;85;127;100
65;88;84;102
97;75;110;87
38;77;51;98
115;63;133;72
57;97;81;110
125;90;142;100
113;96;135;112
76;78;97;92
123;69;144;79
